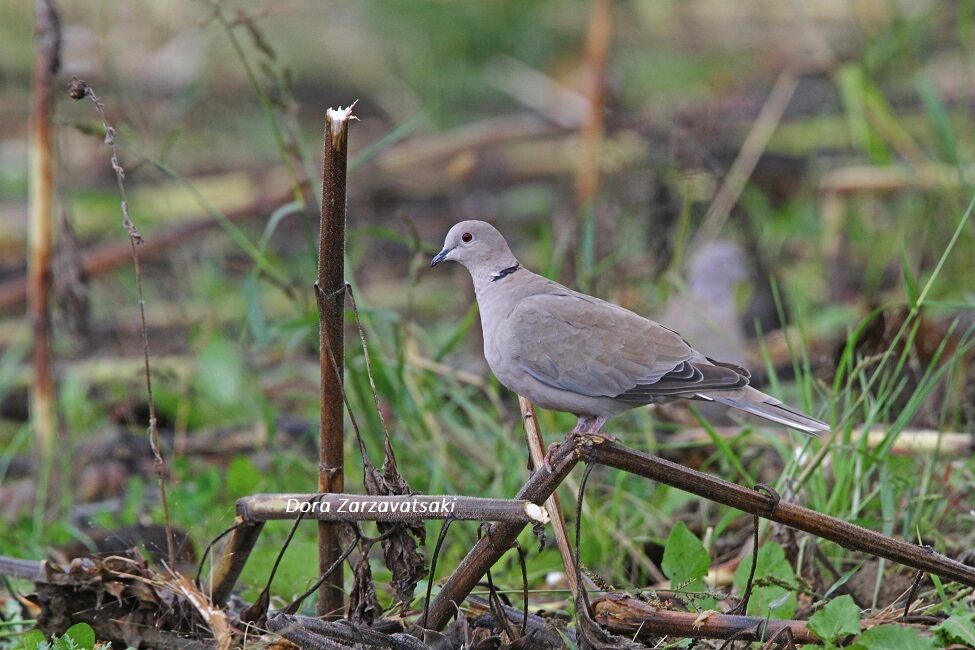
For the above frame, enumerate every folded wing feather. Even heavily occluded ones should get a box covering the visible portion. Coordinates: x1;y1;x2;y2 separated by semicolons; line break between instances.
507;292;747;402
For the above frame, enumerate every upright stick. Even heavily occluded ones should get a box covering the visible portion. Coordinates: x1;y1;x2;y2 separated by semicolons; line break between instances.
518;397;579;598
316;105;355;617
28;0;60;466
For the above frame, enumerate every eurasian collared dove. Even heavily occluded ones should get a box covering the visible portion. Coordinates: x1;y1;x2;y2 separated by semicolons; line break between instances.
431;220;829;436
657;240;750;426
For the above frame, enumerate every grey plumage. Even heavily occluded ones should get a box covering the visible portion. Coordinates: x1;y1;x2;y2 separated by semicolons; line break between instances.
431;220;829;436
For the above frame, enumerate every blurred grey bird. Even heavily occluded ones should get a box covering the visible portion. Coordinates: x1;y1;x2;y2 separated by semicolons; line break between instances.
659;240;749;368
431;220;829;436
657;240;749;427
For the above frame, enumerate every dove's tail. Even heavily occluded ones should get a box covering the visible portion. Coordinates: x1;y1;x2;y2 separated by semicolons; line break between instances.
702;386;830;435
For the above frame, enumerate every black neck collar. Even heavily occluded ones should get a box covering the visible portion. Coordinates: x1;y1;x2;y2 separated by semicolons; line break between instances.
491;263;521;282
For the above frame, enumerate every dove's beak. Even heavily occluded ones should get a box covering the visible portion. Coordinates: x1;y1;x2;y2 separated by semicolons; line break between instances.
430;247;452;267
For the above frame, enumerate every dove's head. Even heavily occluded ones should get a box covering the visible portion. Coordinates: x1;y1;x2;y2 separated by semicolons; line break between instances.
431;220;517;275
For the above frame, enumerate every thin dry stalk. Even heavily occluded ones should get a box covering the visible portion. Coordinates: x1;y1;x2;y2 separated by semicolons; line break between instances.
820;162;975;194
518;397;579;597
665;426;973;457
695;67;799;245
67;77;177;567
169;575;232;650
315;103;355;618
574;0;613;207
28;0;60;465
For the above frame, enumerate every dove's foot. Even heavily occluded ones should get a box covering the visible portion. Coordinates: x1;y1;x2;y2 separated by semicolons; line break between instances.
542;442;560;473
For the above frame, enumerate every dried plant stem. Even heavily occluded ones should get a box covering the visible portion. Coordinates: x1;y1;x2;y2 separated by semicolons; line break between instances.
518;397;579;597
238;493;549;524
68;77;176;568
591;442;975;587
427;435;975;630
594;594;821;643
28;0;60;468
695;66;799;245
425;435;581;629
316;104;355;618
207;517;265;606
268;614;428;650
574;0;612;207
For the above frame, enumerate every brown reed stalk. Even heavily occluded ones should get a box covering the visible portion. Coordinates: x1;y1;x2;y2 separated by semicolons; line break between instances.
315;104;355;618
28;0;60;468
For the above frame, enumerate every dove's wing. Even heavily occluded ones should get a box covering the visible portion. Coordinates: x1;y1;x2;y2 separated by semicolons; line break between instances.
503;291;746;402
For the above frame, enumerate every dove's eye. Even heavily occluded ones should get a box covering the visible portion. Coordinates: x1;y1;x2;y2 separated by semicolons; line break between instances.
461;232;473;243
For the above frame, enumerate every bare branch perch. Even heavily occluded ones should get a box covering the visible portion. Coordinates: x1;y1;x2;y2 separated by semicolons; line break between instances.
428;434;975;631
425;434;582;630
588;441;975;588
207;517;265;606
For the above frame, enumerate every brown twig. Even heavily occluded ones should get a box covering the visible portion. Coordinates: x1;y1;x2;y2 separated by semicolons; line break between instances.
594;594;819;644
28;0;60;469
589;442;975;587
425;434;582;630
315;103;355;617
67;77;177;568
428;436;975;631
206;517;265;606
574;0;612;208
268;614;428;650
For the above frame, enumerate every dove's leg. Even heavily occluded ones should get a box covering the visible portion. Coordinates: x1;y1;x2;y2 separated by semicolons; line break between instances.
572;415;609;433
543;416;616;472
571;416;591;433
584;416;609;434
576;415;615;441
543;416;594;472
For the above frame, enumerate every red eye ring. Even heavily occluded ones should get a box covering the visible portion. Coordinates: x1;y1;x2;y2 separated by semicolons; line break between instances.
461;232;473;243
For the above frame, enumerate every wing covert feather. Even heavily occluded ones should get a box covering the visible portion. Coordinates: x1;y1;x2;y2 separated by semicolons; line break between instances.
505;293;693;398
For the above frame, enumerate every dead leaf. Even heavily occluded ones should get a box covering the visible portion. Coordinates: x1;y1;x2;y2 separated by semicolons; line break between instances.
359;435;427;608
348;553;382;626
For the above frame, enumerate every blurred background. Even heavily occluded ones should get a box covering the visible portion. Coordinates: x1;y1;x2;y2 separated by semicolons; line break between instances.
1;0;974;628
